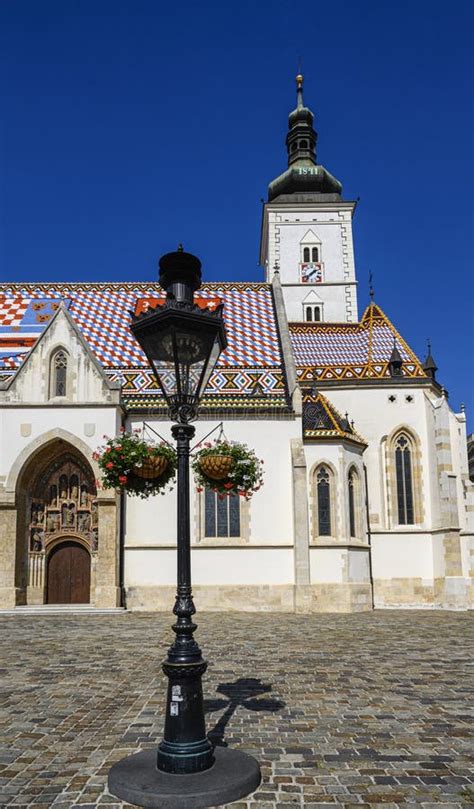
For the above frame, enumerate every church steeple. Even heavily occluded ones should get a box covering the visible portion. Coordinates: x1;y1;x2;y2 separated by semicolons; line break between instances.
268;74;343;202
286;74;317;166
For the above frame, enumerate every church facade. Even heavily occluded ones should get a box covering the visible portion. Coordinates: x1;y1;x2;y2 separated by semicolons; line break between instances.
1;77;472;612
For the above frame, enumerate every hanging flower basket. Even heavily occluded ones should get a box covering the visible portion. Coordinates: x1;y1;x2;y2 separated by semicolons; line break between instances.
93;431;177;499
133;454;169;480
192;440;264;499
199;453;234;481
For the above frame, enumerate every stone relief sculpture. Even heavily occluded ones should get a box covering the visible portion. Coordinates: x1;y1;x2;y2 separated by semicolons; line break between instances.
29;455;98;554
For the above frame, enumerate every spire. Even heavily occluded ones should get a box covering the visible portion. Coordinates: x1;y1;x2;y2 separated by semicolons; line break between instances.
369;271;375;302
423;339;438;380
267;74;342;201
286;73;317;167
389;337;403;377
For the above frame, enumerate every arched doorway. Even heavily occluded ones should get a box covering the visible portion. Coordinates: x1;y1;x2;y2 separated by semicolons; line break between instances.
23;446;97;604
47;541;91;604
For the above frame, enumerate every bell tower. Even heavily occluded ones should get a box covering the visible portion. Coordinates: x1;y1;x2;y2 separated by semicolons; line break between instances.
260;75;358;323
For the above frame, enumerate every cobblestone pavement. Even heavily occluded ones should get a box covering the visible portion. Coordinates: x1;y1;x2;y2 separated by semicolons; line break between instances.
0;611;473;809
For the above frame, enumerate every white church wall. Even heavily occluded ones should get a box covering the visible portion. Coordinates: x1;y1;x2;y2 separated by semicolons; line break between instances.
371;534;434;580
263;205;358;323
124;416;300;547
322;386;436;529
0;406;118;480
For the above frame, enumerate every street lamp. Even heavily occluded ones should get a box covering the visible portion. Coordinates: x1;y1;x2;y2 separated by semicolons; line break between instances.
108;247;261;808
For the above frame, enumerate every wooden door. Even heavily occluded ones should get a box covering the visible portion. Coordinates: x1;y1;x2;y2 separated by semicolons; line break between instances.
47;541;90;604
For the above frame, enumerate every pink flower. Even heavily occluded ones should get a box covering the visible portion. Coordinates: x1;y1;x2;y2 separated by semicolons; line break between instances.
105;447;112;453
205;442;212;448
115;444;122;451
106;462;114;469
224;482;233;490
119;475;127;484
120;426;126;433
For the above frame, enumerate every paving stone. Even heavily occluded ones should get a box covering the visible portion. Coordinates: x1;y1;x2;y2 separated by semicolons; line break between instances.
0;610;472;807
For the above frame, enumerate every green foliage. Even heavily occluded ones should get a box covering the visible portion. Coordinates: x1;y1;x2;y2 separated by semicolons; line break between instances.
191;440;264;499
94;431;177;499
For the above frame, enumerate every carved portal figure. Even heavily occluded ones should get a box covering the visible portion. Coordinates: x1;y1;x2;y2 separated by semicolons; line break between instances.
31;504;38;524
50;485;58;507
46;513;59;533
31;530;44;552
91;501;98;522
66;504;75;527
78;512;90;532
80;486;88;507
36;507;44;525
70;475;79;501
61;503;69;527
59;475;68;501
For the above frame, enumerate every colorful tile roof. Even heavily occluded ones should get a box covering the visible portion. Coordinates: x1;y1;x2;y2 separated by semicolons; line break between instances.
290;303;426;383
0;283;289;409
303;392;366;445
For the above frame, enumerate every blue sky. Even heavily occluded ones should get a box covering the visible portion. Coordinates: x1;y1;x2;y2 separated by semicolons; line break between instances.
0;0;473;425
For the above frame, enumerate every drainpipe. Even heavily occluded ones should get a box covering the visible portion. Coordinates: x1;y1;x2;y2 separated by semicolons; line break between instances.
363;463;375;609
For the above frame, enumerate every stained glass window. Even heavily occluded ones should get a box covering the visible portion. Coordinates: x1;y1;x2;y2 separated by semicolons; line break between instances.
395;435;414;524
204;489;240;538
52;350;68;397
348;470;356;537
317;466;331;536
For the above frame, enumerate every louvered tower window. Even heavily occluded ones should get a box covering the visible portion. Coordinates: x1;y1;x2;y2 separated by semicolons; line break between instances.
395;434;414;524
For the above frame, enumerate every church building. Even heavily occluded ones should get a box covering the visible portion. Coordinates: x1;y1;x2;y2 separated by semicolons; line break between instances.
1;76;472;612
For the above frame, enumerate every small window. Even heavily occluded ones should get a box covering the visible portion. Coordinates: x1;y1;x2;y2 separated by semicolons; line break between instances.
303;247;310;262
300;140;308;149
204;489;240;538
51;349;68;397
311;246;319;262
304;304;322;322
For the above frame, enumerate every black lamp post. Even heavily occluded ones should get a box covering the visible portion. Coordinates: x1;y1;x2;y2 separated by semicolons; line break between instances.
108;247;261;808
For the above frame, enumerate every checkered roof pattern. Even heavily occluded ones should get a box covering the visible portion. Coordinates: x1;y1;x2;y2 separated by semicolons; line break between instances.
0;282;284;387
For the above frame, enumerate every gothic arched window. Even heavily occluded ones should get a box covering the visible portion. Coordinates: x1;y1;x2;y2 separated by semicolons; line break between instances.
395;434;414;524
303;246;310;262
348;469;356;538
317;466;331;536
311;246;319;262
50;349;68;397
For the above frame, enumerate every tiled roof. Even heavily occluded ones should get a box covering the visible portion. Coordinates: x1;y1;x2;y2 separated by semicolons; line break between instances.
290;303;426;382
0;283;289;409
303;391;366;445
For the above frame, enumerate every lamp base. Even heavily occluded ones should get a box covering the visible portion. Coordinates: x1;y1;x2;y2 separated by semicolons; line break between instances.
108;746;261;808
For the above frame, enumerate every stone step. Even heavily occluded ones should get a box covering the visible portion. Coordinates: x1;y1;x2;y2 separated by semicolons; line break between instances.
0;605;126;615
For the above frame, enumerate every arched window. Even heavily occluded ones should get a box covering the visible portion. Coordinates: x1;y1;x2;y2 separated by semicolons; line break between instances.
311;246;319;262
50;349;68;397
348;470;356;537
317;466;331;535
305;306;313;322
395;434;414;524
303;246;310;262
204;489;240;538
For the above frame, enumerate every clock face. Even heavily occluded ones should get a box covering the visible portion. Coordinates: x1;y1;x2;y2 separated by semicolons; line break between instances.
300;263;323;284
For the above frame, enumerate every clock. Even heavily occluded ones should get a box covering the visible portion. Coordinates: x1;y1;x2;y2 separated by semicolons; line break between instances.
300;263;323;284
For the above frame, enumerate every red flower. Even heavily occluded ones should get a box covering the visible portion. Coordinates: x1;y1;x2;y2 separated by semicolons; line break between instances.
118;475;127;484
224;482;233;490
196;487;204;493
106;461;114;469
105;447;112;453
115;444;122;451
